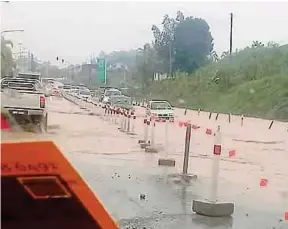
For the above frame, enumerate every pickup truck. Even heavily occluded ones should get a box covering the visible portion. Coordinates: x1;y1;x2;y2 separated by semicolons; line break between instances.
1;77;49;132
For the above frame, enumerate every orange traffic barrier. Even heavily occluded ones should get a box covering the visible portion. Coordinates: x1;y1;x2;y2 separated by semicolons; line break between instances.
1;141;118;229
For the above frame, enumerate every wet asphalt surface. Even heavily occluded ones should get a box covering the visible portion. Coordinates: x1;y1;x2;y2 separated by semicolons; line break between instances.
2;95;288;229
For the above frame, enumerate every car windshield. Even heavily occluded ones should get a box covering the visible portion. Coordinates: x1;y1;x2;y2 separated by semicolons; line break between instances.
80;90;90;95
105;90;121;97
150;101;172;110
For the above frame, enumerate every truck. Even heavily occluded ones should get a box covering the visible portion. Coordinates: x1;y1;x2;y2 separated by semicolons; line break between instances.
1;77;49;132
17;72;41;81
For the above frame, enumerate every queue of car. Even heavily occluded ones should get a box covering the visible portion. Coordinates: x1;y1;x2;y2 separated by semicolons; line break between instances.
59;84;174;121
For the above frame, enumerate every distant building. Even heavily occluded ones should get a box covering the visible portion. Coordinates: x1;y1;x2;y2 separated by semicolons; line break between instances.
153;72;168;81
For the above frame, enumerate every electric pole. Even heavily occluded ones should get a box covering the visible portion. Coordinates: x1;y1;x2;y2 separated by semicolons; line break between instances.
89;54;92;88
169;41;172;78
229;13;233;56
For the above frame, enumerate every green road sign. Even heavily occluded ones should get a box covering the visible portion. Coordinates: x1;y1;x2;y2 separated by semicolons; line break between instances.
96;58;106;84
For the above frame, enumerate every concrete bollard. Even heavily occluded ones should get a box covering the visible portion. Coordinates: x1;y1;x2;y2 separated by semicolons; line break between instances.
126;113;131;133
170;124;197;183
192;125;234;217
119;111;125;131
158;120;175;167
131;115;136;135
115;108;120;124
140;119;150;149
138;118;147;144
180;123;197;180
183;124;191;174
112;108;116;124
123;112;127;130
128;112;136;135
145;120;158;153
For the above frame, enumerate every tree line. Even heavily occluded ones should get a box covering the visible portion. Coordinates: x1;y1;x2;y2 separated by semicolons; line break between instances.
100;11;215;90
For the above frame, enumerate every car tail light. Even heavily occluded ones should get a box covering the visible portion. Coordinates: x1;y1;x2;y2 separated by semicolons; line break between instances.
40;96;45;108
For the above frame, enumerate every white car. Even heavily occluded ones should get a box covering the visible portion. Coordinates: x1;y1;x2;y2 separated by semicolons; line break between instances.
146;100;174;121
102;88;122;104
78;89;91;101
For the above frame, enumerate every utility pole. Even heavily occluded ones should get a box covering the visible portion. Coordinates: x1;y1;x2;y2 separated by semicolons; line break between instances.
89;54;92;88
229;13;233;56
169;41;172;78
227;12;233;87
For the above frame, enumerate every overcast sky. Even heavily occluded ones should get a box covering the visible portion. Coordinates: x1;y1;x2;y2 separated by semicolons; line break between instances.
1;1;288;65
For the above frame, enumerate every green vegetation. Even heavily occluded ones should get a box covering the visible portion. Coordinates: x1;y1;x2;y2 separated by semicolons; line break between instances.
144;45;288;121
93;11;287;121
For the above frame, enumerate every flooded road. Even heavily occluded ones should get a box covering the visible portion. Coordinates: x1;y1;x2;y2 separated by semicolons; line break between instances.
2;96;288;229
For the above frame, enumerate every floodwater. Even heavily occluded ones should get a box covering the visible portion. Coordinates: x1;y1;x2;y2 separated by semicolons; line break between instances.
2;95;288;229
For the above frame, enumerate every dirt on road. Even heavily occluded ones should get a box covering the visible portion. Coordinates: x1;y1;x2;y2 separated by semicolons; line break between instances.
2;96;288;229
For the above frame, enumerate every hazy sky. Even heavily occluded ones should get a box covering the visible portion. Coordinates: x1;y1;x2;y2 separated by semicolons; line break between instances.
1;1;288;65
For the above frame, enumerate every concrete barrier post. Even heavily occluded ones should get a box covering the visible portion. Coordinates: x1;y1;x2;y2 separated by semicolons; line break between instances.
127;113;131;133
192;125;234;217
145;120;150;143
115;108;118;123
123;112;127;130
183;124;191;174
210;125;221;202
120;112;124;131
158;120;175;167
138;118;147;144
140;119;150;149
151;121;155;147
209;112;213;120
268;120;274;130
145;119;158;153
165;120;169;157
132;115;136;133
